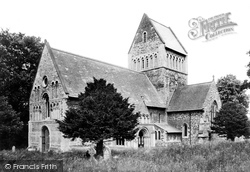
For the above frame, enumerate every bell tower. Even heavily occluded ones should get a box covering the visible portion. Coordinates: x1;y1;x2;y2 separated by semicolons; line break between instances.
128;14;188;105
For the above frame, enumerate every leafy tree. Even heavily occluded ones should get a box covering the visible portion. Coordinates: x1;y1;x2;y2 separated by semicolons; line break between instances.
0;96;23;150
56;78;140;156
211;102;249;141
216;74;249;108
0;29;44;148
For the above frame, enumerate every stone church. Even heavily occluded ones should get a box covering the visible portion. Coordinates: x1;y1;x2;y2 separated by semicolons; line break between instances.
28;14;221;152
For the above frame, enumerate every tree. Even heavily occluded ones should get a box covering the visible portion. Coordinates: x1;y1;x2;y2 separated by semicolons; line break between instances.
216;74;249;108
56;78;140;156
0;96;23;150
211;102;249;141
241;51;250;91
0;29;44;148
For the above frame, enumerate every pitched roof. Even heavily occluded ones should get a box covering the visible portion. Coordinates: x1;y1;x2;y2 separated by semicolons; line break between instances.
49;45;165;109
149;18;187;55
128;14;187;55
168;82;212;112
155;123;181;133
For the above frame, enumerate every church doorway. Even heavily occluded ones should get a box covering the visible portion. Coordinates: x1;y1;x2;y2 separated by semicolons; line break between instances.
41;126;50;152
138;128;150;148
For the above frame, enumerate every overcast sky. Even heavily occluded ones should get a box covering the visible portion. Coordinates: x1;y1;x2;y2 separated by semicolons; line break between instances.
1;0;250;85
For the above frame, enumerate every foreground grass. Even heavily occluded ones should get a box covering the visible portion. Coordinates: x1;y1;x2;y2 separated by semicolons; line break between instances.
1;141;250;172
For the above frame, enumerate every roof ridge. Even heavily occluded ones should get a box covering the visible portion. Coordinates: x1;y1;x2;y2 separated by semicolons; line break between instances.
149;18;187;55
149;17;170;29
45;42;69;94
168;27;188;55
185;81;213;87
51;47;144;75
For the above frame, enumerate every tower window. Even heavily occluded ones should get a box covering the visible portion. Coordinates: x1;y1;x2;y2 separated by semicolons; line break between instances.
146;57;149;68
143;31;147;43
170;55;172;68
176;58;178;70
150;55;153;68
154;54;158;67
142;58;145;69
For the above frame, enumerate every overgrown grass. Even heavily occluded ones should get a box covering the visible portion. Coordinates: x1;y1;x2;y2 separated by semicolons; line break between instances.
1;141;250;171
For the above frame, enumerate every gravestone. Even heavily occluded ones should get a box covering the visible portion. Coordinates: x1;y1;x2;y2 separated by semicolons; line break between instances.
88;146;97;164
12;146;15;152
103;145;111;160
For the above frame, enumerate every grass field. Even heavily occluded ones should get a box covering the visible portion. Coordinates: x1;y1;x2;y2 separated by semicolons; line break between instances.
1;140;250;172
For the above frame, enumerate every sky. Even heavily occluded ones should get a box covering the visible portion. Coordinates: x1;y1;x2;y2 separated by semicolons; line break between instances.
1;0;250;86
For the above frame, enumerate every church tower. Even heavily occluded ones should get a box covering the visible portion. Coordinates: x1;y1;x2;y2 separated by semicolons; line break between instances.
128;14;188;104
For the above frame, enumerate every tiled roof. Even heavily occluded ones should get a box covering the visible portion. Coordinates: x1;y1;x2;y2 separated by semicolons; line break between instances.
149;18;187;55
128;14;187;55
168;82;212;112
50;46;165;109
155;123;181;133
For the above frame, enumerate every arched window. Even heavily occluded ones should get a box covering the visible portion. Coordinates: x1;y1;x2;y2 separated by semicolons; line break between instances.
51;82;55;98
211;101;218;122
183;123;188;137
146;57;149;68
142;58;145;69
150;55;153;68
43;93;50;118
155;131;157;140
158;131;161;140
143;31;147;43
154;54;158;67
133;60;136;70
137;59;140;71
34;87;37;101
176;57;178;70
170;55;172;68
55;81;59;98
180;59;183;72
37;86;40;101
166;54;169;68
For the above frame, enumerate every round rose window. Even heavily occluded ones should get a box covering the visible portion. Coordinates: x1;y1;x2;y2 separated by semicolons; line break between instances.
42;76;48;88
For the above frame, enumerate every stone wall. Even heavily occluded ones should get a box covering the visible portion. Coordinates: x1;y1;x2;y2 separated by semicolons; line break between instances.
148;107;166;123
202;82;222;123
167;111;203;145
128;15;162;59
29;45;70;151
144;68;187;104
29;120;62;151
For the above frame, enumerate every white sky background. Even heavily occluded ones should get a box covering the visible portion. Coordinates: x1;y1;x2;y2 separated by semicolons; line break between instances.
1;0;250;85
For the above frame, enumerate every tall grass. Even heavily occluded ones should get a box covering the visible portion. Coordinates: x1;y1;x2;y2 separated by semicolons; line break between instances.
1;141;250;171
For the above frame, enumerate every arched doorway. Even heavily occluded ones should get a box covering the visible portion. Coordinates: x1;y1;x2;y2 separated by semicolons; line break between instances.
42;126;50;152
138;128;150;148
